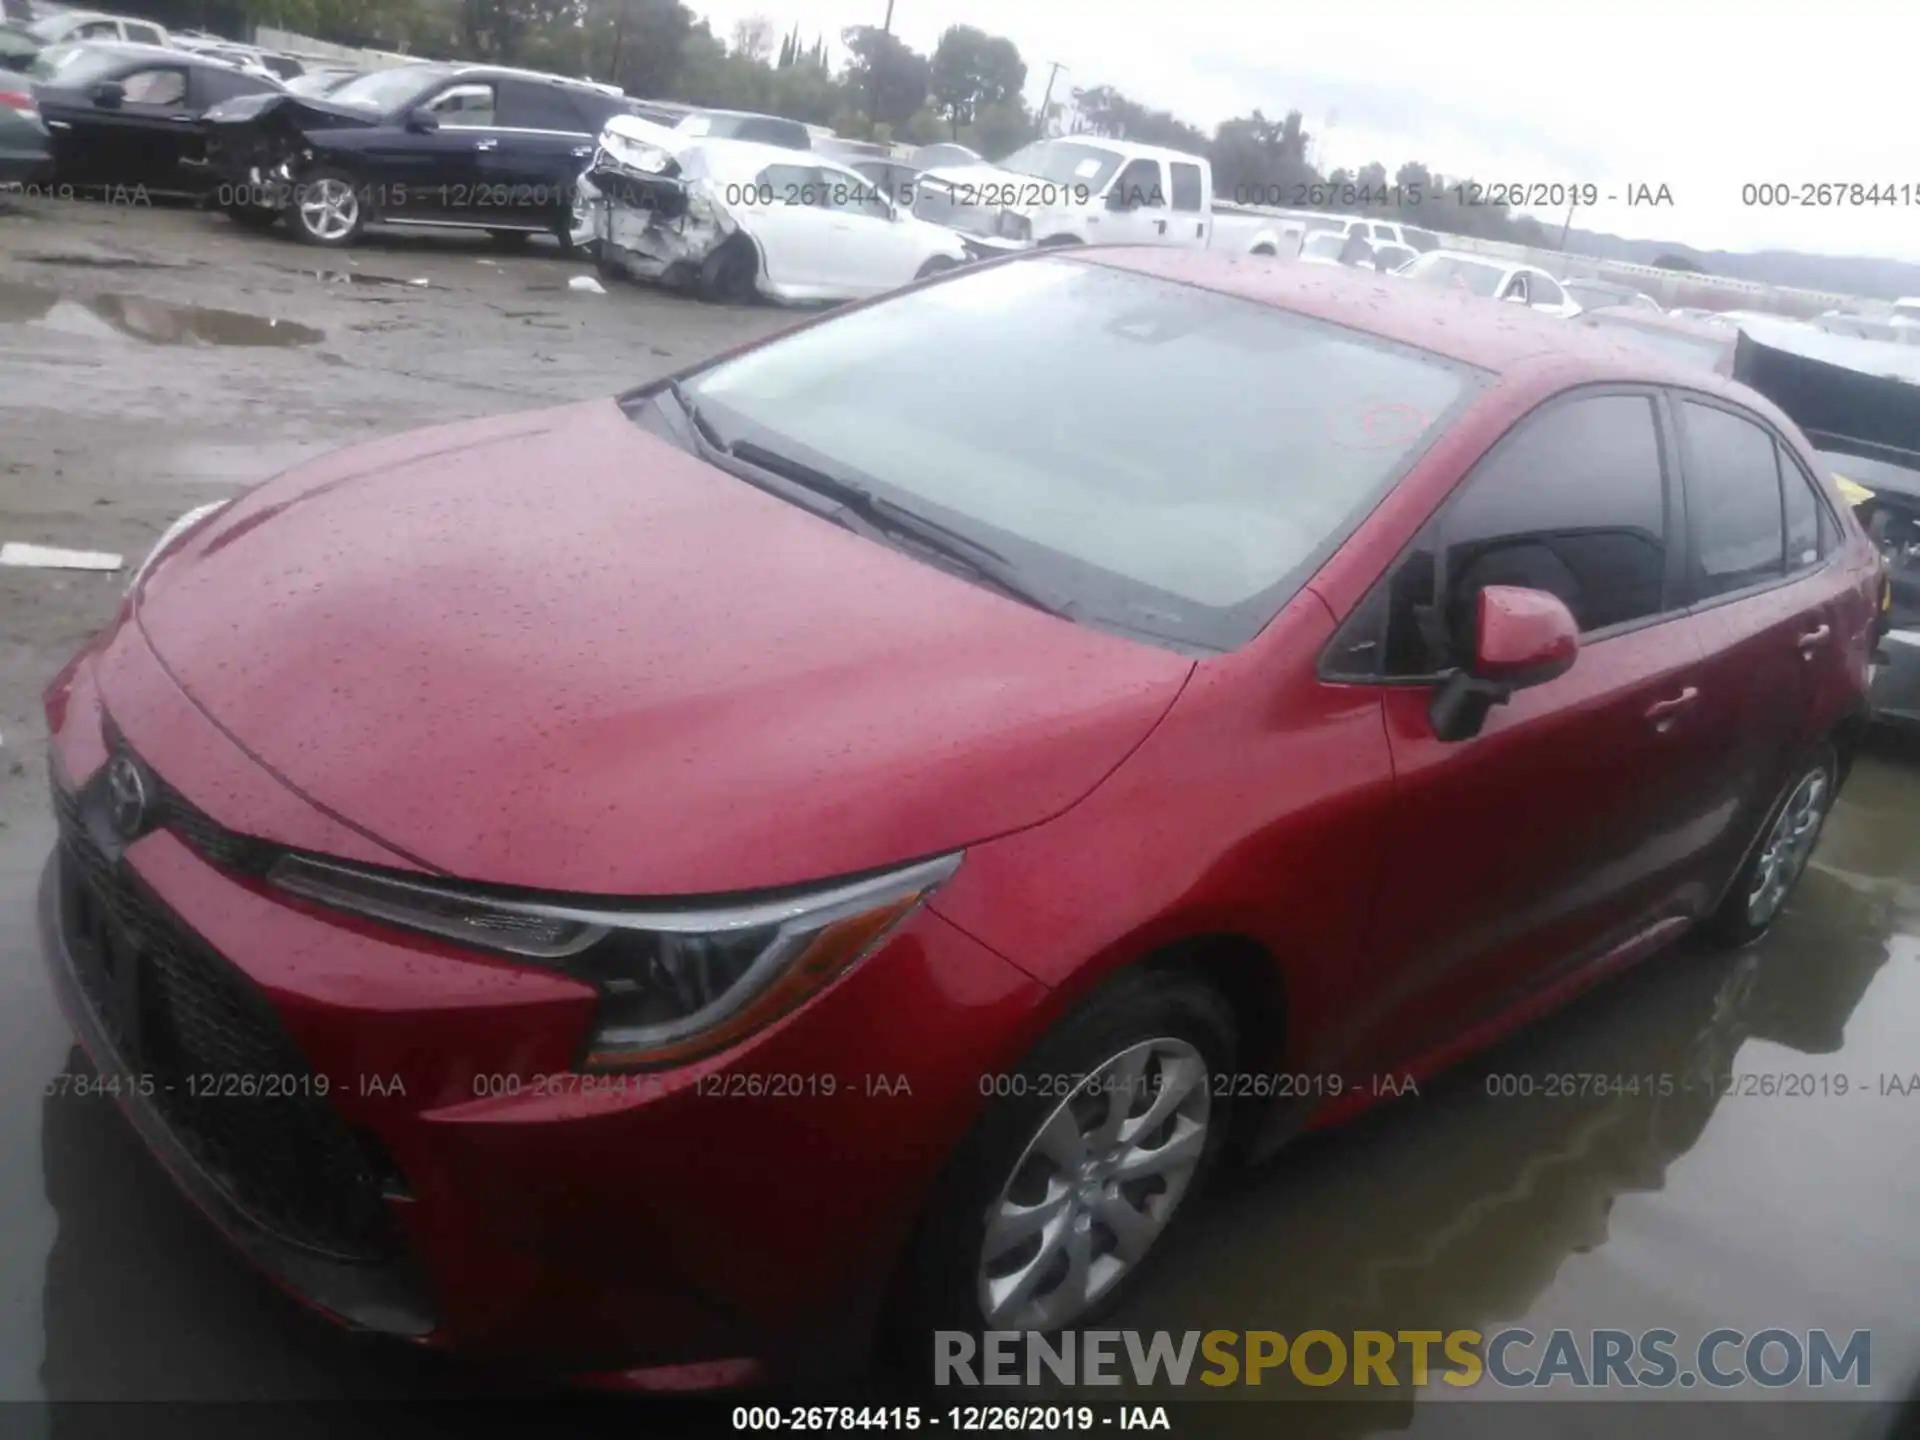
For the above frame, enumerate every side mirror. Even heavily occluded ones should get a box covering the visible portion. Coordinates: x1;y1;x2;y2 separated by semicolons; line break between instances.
405;106;439;134
91;80;125;108
1428;585;1579;742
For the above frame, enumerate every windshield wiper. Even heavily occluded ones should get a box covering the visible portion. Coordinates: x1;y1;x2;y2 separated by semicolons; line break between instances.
663;378;731;454
726;438;1079;620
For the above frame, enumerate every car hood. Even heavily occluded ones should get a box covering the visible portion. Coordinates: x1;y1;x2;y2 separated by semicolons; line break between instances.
133;399;1193;896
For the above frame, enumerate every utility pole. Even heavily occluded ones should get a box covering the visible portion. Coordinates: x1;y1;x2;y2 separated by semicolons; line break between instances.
867;0;894;140
1036;60;1065;138
1558;190;1576;249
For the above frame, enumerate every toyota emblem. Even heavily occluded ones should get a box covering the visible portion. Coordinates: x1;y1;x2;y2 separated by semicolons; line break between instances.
105;754;149;840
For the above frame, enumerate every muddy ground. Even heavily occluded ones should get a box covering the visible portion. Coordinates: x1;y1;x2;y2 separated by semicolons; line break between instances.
0;192;793;809
2;197;1919;1437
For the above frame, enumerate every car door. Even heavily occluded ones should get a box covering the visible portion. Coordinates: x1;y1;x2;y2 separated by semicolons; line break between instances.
1666;395;1833;888
811;161;924;294
376;78;493;223
1333;390;1723;1074
480;77;598;230
1169;160;1208;244
1101;158;1172;243
89;62;195;190
741;161;839;291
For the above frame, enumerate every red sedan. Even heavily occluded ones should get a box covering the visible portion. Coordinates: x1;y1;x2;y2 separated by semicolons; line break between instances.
36;248;1881;1387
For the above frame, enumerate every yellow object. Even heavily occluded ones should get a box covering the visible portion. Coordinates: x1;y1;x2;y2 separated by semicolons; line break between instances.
1833;474;1875;506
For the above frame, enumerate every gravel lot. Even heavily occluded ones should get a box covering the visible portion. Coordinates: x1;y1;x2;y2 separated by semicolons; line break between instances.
2;197;1918;1439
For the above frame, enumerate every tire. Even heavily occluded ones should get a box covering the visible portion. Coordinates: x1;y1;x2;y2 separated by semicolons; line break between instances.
1702;742;1837;948
697;233;759;304
1037;234;1083;248
888;968;1237;1361
1251;244;1277;256
488;228;533;249
915;255;959;280
222;203;280;234
288;166;367;248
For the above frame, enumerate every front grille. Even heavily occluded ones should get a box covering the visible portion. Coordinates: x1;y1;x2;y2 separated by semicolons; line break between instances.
53;772;399;1263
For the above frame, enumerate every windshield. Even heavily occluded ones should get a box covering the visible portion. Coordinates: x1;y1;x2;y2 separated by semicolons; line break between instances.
325;65;439;114
998;140;1124;191
1402;227;1440;252
1586;316;1728;372
30;43;123;82
1374;245;1414;270
1400;253;1506;297
673;257;1481;651
26;14;72;40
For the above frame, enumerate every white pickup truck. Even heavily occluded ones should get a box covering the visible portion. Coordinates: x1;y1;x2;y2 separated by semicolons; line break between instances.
911;137;1302;257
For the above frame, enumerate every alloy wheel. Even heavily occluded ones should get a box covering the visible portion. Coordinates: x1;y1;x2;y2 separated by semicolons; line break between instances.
297;178;360;243
1746;766;1830;927
975;1037;1211;1331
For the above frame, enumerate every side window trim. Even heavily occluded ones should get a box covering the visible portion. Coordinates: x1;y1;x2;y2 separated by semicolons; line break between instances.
1666;386;1836;614
1319;383;1681;685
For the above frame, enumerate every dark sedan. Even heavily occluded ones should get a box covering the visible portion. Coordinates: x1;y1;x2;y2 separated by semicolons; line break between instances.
33;41;279;194
203;61;631;248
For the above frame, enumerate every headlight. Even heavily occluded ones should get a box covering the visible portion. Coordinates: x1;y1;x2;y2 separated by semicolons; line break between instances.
269;851;963;1069
997;210;1032;242
127;499;232;597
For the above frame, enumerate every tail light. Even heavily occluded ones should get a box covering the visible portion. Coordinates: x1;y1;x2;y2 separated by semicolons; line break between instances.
0;89;38;122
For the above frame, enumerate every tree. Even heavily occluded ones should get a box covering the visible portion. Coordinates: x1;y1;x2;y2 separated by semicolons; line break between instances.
729;13;773;63
841;23;930;132
592;0;694;98
929;24;1026;139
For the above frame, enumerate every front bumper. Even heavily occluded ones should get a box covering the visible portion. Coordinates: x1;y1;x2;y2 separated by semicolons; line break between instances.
37;619;1051;1379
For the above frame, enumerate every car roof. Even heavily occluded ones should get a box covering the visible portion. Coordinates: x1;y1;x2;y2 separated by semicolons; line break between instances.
53;39;234;66
1075;247;1788;411
1040;135;1199;166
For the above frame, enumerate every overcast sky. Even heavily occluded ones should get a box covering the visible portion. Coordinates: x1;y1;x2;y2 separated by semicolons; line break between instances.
690;0;1920;262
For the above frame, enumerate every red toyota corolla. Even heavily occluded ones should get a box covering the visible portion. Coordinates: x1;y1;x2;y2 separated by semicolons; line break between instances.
37;248;1881;1386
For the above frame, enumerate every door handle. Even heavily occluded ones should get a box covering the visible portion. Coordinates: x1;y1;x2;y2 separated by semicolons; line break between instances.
1645;687;1700;727
1796;623;1831;655
473;138;498;151
1154;218;1167;234
571;145;592;157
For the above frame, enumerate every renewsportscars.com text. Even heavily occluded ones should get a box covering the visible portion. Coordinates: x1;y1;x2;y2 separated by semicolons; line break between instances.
934;1328;1873;1390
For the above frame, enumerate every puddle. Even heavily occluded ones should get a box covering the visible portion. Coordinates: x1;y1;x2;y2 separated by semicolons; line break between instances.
0;280;323;347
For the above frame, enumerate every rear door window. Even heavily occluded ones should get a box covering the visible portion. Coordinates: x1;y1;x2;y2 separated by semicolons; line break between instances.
120;67;189;107
1676;399;1787;597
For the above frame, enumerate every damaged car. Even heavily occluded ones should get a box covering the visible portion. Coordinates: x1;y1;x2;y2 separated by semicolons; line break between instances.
201;61;630;248
578;113;973;304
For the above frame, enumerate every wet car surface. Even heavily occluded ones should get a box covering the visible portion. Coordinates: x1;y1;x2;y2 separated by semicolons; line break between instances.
1;200;1918;1437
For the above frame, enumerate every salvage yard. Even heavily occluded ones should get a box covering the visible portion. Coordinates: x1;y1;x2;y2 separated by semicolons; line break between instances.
3;197;1920;1437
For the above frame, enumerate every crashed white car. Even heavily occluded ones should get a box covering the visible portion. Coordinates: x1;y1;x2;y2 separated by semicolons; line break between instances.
576;115;974;303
